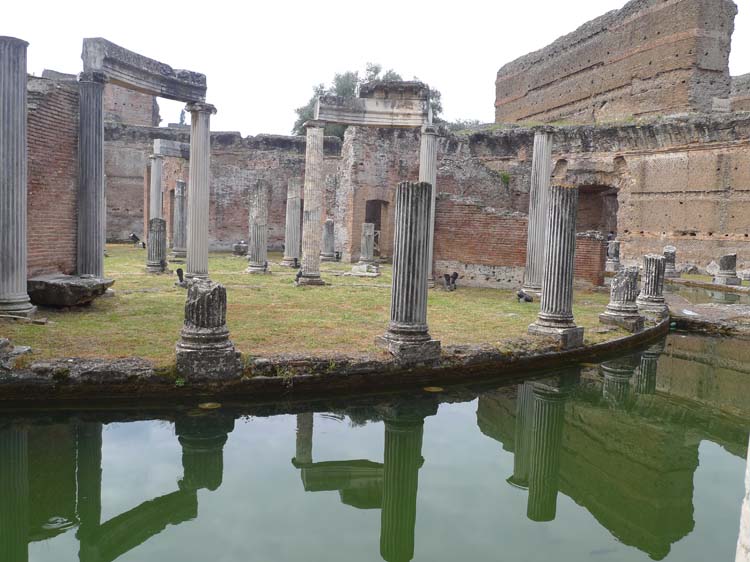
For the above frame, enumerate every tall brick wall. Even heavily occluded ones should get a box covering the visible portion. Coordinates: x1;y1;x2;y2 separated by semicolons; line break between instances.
104;83;159;127
495;0;738;124
26;77;79;277
433;195;606;288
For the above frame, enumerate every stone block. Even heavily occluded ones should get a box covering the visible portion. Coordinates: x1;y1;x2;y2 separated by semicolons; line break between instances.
527;324;584;350
376;335;441;364
599;312;644;333
27;275;115;307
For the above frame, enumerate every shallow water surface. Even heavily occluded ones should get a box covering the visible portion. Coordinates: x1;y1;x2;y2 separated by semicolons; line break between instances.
665;283;750;305
2;333;750;562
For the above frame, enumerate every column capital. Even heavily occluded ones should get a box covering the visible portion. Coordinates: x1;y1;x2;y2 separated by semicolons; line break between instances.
421;124;438;136
303;120;327;130
149;153;165;161
78;71;108;84
185;101;217;115
0;36;29;48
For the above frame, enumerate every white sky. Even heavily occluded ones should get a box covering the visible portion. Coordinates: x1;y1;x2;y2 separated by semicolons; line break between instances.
6;0;750;136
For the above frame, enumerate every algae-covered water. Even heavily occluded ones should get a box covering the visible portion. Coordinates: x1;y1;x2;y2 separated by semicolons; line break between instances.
2;333;749;562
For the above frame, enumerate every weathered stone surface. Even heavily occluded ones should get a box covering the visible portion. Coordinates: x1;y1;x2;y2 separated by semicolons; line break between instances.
169;180;187;261
232;241;248;257
714;252;741;286
350;223;380;277
600;266;644;332
298;121;326;286
495;0;738;124
82;38;206;102
523;131;553;293
732;73;750;112
605;241;621;273
663;245;679;279
0;339;31;371
27;274;114;307
145;218;167;274
637;254;668;321
175;278;241;380
281;177;303;267
246;180;269;274
320;219;335;262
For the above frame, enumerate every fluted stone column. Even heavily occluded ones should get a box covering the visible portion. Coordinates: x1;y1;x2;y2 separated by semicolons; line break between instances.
175;278;241;379
637;254;668;321
351;223;380;276
76;422;102;562
380;418;424;562
526;383;566;522
378;182;440;362
528;184;584;349
320;219;335;261
0;37;35;317
605;240;622;273
77;71;107;278
419;125;438;286
0;427;29;562
715;253;741;286
298;121;326;286
146;218;168;274
523;131;553;293
281;177;303;267
599;266;644;332
663;245;679;278
170;180;187;261
175;414;234;492
601;357;637;407
635;341;663;395
148;154;164;221
508;382;534;488
736;436;750;562
245;180;269;274
294;412;314;466
185;102;216;280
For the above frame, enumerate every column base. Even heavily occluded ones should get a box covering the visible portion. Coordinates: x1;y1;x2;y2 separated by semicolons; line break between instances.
528;323;584;349
521;283;542;296
713;275;741;286
280;257;300;268
245;264;269;274
169;250;187;263
175;343;242;380
636;298;669;322
0;299;36;318
376;332;441;364
599;311;644;333
320;254;336;262
295;274;326;286
145;263;170;275
605;260;621;273
185;272;208;281
348;263;380;277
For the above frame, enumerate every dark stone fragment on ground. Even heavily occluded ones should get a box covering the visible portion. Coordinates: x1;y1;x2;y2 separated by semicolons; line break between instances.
27;274;115;307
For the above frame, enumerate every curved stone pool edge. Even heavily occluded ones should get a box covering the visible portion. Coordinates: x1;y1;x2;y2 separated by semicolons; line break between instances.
0;319;670;404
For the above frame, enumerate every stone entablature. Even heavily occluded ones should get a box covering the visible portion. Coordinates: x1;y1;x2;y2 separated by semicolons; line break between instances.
495;0;738;124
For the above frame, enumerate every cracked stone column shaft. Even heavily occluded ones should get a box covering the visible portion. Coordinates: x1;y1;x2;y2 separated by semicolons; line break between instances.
299;121;326;285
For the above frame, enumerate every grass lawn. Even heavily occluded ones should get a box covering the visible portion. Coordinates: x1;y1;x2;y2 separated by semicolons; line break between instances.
1;244;619;368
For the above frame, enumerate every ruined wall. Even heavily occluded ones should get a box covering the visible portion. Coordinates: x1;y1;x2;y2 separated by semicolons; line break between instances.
103;83;159;127
26;77;79;277
104;124;341;249
495;0;738;124
433;195;606;288
732;74;750;112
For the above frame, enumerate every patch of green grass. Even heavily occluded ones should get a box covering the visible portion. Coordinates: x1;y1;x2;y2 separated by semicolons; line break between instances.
0;244;621;367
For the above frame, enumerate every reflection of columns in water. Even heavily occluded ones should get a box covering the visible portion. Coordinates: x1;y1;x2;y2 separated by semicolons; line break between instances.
175;414;235;492
527;384;566;522
0;427;29;562
601;358;637;406
736;435;750;562
635;342;663;395
380;419;424;562
509;382;534;488
76;422;103;562
295;412;313;465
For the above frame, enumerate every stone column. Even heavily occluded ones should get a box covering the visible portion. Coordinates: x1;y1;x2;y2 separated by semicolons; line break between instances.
736;435;750;562
508;382;534;488
0;427;29;562
185;102;216;280
76;422;102;562
635;341;663;395
320;219;335;262
380;418;424;562
170;180;187;261
528;184;584;349
605;240;621;273
601;357;637;407
522;131;553;293
293;412;314;466
281;177;303;267
526;383;566;522
663;245;679;278
148;154;164;221
176;278;241;380
351;223;379;276
378;182;440;362
715;253;741;286
298;120;326;286
146;218;168;274
599;266;644;332
245;180;269;274
77;71;107;278
637;254;668;321
175;413;234;492
0;37;35;317
419;125;438;286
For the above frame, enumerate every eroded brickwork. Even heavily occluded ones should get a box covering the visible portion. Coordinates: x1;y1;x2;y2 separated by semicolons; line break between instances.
495;0;738;124
26;77;79;276
103;83;159;127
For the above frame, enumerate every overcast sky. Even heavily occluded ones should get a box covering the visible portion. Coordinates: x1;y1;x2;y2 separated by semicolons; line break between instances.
7;0;749;136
